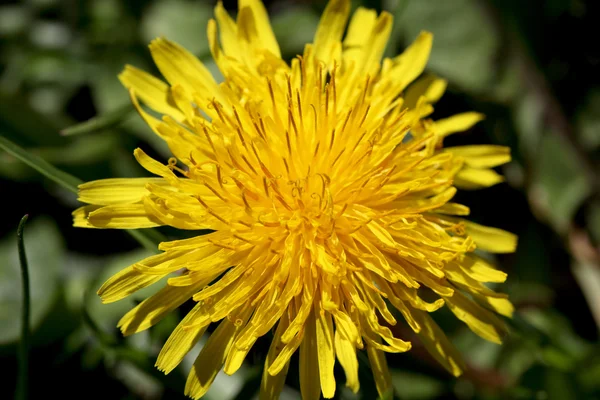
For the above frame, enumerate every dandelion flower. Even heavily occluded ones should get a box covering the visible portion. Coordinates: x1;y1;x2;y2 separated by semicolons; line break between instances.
74;0;518;398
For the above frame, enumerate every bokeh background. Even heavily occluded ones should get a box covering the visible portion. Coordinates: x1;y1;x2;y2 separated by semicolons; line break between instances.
1;0;599;399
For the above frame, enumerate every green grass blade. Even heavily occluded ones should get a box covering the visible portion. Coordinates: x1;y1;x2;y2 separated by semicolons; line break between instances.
60;104;134;136
0;135;82;193
0;135;163;251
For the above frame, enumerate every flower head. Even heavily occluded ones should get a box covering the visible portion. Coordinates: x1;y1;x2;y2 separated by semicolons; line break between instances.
74;0;517;398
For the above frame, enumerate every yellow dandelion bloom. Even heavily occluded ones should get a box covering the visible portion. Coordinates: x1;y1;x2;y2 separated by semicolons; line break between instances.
74;0;518;398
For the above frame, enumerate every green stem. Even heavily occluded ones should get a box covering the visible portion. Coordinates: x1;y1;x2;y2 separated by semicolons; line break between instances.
16;215;30;400
60;103;134;136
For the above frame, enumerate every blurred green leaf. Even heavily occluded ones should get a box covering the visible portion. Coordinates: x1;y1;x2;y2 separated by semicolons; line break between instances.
395;0;500;93
576;89;600;150
0;91;66;146
271;7;320;57
513;92;545;157
90;52;146;114
36;134;120;165
86;249;155;331
571;261;600;331
141;0;212;56
510;222;554;285
509;282;554;306
543;369;580;400
29;21;71;50
542;347;576;371
0;5;30;36
230;365;261;400
578;352;600;390
497;338;537;380
587;200;600;245
61;104;134;136
392;371;445;400
518;309;591;362
89;54;173;158
111;360;163;399
454;330;502;369
89;0;137;44
530;132;592;234
0;217;63;344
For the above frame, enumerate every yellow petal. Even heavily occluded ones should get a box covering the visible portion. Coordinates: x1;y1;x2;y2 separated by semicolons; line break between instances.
334;330;359;393
445;145;511;168
434;202;470;216
129;88;167;140
366;341;392;399
446;270;507;300
89;204;161;229
464;220;518;253
434;112;484;138
74;204;162;229
343;9;393;75
156;303;209;374
214;2;241;56
471;292;514;318
77;178;166;205
97;266;163;304
455;167;505;189
118;279;205;336
412;310;465;377
460;255;507;283
170;84;196;121
259;315;290;400
390;186;457;213
404;74;448;109
392;282;446;312
315;308;336;398
148;38;223;106
444;291;508;344
185;312;249;399
97;251;189;303
377;279;421;333
387;31;433;93
72;205;99;228
299;311;321;400
133;148;176;180
313;0;350;67
360;307;412;353
266;326;303;376
342;7;377;65
158;232;226;252
363;12;393;73
239;0;280;57
118;65;185;120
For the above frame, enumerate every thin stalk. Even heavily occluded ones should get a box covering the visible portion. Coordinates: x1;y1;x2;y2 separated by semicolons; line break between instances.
16;215;30;400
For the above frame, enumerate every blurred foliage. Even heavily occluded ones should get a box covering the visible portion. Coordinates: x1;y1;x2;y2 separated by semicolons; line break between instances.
1;0;599;399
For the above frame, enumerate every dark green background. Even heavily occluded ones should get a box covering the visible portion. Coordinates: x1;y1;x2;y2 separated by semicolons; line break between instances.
1;0;599;399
